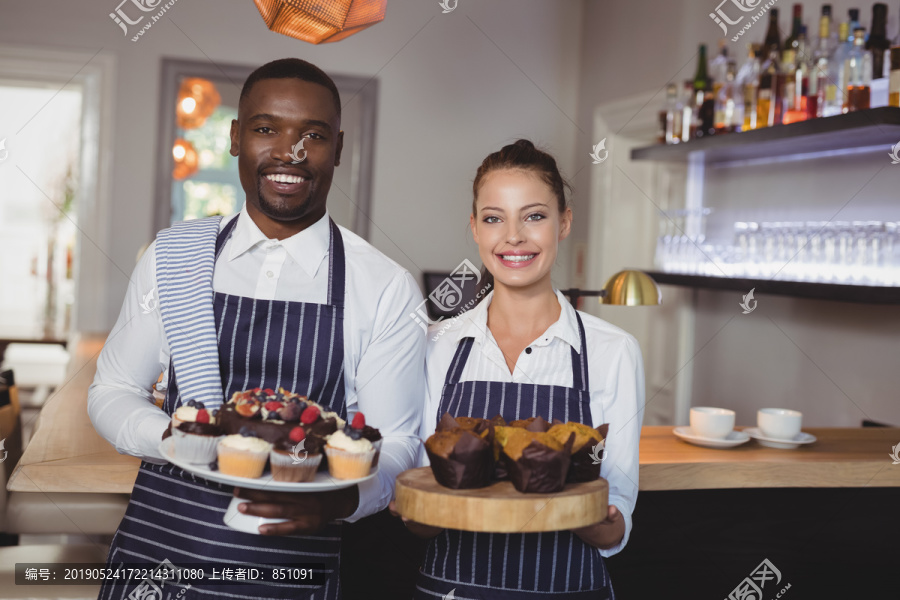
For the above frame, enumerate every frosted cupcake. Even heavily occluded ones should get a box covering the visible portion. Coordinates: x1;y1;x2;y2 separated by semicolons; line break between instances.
270;427;323;483
171;402;222;463
324;416;375;480
217;431;272;478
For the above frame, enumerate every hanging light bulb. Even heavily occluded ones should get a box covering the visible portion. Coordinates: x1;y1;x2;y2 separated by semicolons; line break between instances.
253;0;388;44
173;138;199;180
175;78;221;129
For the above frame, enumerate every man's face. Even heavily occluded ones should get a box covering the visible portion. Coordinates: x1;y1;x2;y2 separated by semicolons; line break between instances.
230;78;343;228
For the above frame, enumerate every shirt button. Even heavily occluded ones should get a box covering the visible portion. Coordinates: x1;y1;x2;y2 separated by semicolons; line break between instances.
525;347;532;354
266;271;274;278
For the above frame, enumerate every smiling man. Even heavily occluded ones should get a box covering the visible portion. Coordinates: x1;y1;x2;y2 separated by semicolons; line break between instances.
88;58;426;599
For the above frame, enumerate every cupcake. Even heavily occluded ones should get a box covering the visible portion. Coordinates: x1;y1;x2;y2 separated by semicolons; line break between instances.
217;431;272;478
547;422;609;483
496;427;575;493
171;402;222;464
425;426;494;489
324;429;375;480
270;426;322;482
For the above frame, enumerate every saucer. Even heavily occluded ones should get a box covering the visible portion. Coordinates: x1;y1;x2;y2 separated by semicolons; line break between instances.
744;427;816;449
673;426;751;449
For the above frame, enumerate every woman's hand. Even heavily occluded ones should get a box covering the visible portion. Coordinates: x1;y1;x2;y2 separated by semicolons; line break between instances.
233;486;359;535
571;504;625;549
388;500;443;539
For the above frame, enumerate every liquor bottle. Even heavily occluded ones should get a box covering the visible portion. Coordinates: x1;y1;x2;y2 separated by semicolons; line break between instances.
763;8;782;58
782;49;800;121
812;6;834;117
738;44;762;130
758;47;784;127
784;29;811;124
826;21;854;116
715;61;742;133
664;83;681;144
890;47;900;107
848;8;861;39
784;4;804;52
693;45;716;138
844;28;872;112
866;4;891;78
681;80;695;142
710;40;729;97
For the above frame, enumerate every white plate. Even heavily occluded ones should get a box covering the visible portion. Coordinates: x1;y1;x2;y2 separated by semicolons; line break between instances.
745;427;817;449
673;426;751;449
159;437;377;491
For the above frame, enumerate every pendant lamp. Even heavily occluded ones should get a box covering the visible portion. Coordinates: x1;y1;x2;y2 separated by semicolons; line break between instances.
253;0;388;44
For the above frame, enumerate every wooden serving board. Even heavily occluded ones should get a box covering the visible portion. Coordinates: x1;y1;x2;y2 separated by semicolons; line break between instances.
395;467;608;533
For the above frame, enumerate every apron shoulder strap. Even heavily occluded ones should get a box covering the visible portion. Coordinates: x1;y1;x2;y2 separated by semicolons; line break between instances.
443;337;475;387
327;219;346;308
570;311;590;393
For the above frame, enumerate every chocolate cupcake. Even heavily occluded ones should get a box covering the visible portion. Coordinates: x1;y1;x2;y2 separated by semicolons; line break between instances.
425;427;494;489
547;422;609;482
496;427;575;493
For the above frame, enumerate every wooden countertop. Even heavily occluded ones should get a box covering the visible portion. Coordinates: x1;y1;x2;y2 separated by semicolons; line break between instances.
640;425;900;490
8;336;900;493
7;334;140;494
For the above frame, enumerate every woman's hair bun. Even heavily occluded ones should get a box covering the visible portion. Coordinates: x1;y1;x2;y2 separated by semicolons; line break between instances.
512;139;536;150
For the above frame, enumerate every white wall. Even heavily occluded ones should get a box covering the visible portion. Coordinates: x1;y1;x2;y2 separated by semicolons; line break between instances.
575;0;900;427
0;0;583;332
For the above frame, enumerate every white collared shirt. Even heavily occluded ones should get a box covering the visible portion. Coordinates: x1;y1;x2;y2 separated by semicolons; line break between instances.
421;289;645;556
88;206;426;521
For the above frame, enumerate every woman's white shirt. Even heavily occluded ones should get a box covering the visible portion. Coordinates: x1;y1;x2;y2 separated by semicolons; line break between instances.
420;289;645;557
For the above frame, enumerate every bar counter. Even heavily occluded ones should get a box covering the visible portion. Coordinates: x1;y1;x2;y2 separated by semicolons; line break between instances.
9;336;900;494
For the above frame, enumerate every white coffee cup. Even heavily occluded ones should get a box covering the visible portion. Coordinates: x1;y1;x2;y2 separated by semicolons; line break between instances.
757;408;802;440
689;407;735;439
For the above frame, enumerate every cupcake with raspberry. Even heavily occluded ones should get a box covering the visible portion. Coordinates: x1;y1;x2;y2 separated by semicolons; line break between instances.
216;429;272;478
270;426;323;482
170;401;223;463
324;413;377;480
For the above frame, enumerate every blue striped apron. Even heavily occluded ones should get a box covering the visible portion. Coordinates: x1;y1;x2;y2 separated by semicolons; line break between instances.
100;214;348;600
415;312;614;600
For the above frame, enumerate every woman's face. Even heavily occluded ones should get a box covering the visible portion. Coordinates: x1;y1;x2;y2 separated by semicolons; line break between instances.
470;169;572;292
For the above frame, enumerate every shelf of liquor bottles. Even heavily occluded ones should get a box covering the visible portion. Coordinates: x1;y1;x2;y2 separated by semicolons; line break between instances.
645;270;900;304
631;106;900;164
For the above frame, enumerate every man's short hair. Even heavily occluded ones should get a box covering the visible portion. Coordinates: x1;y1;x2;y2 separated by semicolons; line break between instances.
239;58;342;120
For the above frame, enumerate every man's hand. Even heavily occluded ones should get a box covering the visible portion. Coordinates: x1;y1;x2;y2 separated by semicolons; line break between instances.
388;500;443;539
233;486;359;536
571;504;625;549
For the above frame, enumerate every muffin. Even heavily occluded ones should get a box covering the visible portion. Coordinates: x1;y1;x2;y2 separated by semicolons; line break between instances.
496;427;575;493
216;432;272;478
547;422;609;482
425;426;494;489
270;426;322;483
170;402;222;463
324;429;375;480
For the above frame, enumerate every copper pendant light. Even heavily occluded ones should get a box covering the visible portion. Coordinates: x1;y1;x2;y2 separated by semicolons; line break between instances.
253;0;388;44
175;78;221;130
172;138;199;180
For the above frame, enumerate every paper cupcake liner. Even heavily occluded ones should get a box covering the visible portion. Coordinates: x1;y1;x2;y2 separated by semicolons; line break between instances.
171;428;221;464
324;446;375;480
270;450;322;483
217;442;269;479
